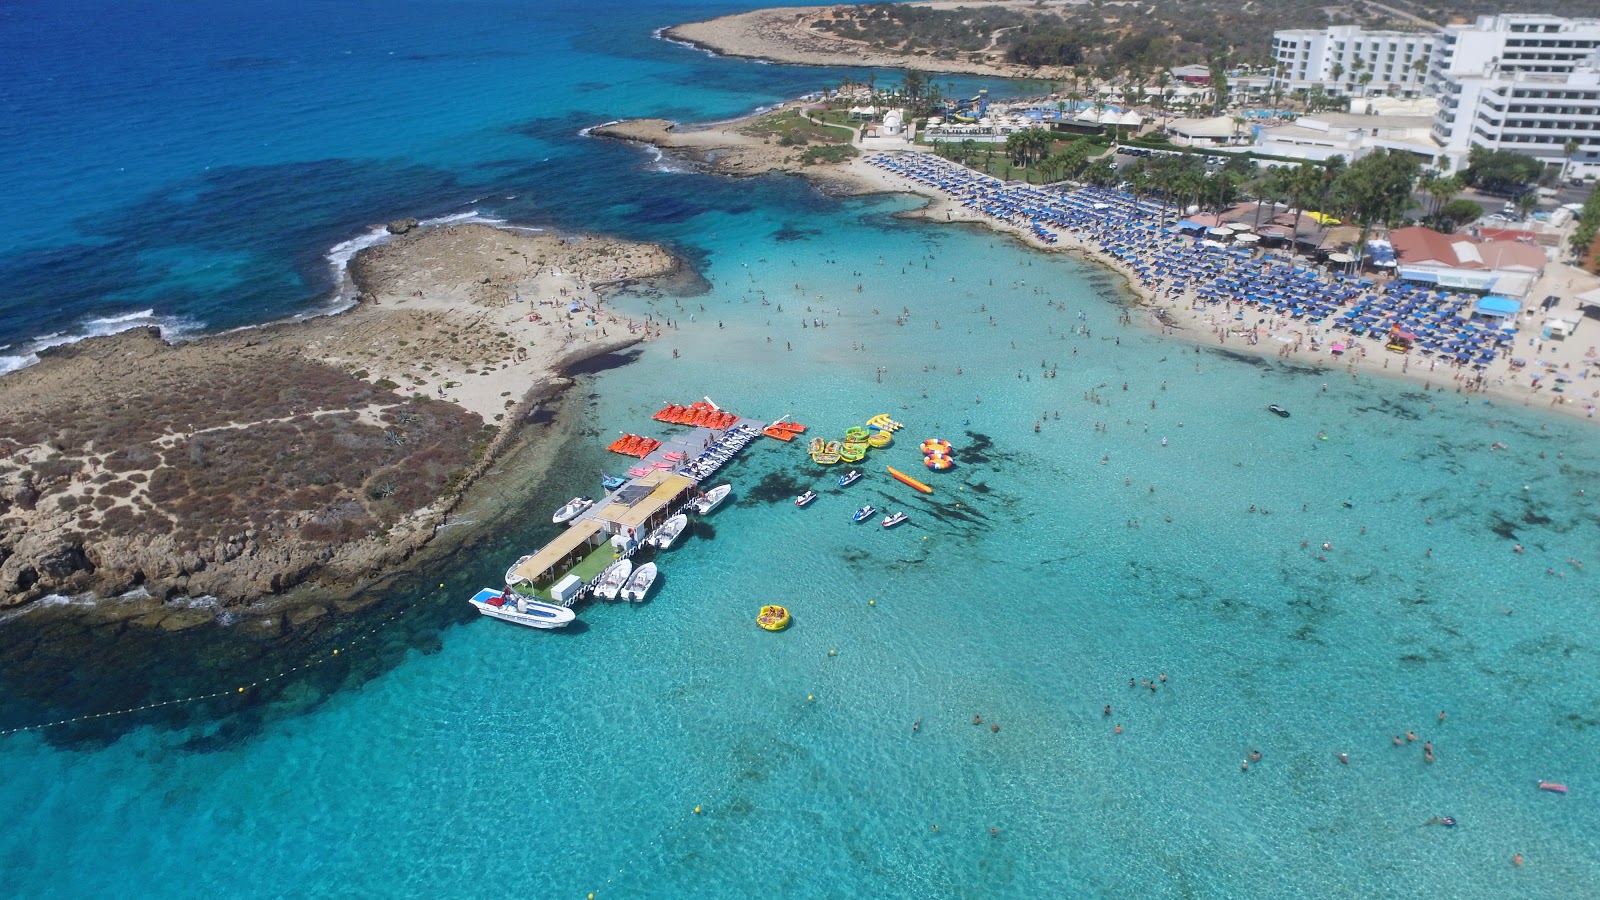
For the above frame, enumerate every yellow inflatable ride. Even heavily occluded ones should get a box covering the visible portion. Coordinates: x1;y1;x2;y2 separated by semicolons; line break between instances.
757;605;791;631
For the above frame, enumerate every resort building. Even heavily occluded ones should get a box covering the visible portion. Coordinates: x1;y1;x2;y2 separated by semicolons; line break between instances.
1430;62;1600;179
1165;116;1242;148
1388;225;1548;298
1429;14;1600;84
1271;26;1435;98
1254;109;1442;165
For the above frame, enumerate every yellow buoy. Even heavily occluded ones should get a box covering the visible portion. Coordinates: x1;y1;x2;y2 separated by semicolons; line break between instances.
237;687;245;693
808;695;815;701
828;649;836;656
869;599;875;606
694;806;702;814
332;649;339;655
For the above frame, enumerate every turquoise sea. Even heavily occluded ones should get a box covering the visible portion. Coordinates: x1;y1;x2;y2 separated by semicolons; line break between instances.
2;1;1598;897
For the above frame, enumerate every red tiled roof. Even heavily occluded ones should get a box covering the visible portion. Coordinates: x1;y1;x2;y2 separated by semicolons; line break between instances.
1476;240;1546;272
1388;226;1466;266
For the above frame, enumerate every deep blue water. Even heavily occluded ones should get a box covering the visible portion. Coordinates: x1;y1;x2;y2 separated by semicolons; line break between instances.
0;0;1016;369
3;2;1599;898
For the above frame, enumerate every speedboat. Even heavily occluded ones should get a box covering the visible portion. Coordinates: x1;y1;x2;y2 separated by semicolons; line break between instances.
601;472;627;490
881;511;908;528
468;587;575;629
1267;405;1290;418
839;469;862;487
593;558;633;600
552;496;593;524
690;483;731;514
852;504;877;523
651;513;688;550
795;490;817;507
621;562;657;602
504;554;533;586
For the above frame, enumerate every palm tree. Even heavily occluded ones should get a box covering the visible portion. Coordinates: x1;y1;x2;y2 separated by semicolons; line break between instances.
1562;138;1581;183
1330;62;1345;94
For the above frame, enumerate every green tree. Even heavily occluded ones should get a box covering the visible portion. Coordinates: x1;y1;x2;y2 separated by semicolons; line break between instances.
1334;149;1421;260
1438;198;1483;231
1463;146;1543;193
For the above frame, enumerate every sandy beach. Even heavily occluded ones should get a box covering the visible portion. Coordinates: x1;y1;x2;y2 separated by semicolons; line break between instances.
842;154;1600;423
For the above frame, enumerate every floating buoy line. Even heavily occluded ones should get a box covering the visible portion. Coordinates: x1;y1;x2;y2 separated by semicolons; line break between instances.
0;604;412;739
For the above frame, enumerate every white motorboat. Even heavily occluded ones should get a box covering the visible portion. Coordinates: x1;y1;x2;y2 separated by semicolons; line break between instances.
621;562;658;602
468;587;575;629
504;554;533;585
881;511;909;528
852;504;877;523
593;558;633;600
690;483;731;514
651;513;688;549
552;496;593;524
795;490;817;507
838;469;862;487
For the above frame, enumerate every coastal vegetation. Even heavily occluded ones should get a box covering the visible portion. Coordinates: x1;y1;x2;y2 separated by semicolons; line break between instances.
0;335;490;608
0;224;679;617
1571;185;1600;271
740;109;853;147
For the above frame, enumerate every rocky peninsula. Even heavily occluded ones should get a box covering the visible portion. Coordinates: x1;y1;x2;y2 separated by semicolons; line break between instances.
590;106;867;192
0;224;679;625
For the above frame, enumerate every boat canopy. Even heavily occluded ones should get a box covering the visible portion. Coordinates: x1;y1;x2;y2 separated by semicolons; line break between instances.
510;520;605;585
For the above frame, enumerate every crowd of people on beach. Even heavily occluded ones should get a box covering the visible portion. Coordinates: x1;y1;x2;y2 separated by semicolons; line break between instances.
867;153;1528;386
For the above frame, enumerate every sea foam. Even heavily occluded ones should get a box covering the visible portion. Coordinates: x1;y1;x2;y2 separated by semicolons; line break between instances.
0;309;203;376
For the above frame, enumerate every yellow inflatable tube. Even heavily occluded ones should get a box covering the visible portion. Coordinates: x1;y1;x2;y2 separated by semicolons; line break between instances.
886;465;933;494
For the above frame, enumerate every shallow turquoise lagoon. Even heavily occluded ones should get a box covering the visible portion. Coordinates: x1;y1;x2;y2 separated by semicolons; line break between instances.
3;194;1597;898
2;0;1597;895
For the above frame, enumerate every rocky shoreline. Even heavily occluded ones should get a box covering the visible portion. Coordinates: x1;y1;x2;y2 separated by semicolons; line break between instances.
589;110;872;195
0;223;681;627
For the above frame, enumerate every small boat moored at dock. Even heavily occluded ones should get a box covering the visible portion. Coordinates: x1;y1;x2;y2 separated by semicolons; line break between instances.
601;472;627;490
552;497;594;524
650;513;688;550
621;562;657;602
839;469;862;487
593;558;633;600
795;489;817;507
881;511;908;528
468;587;576;629
852;504;877;523
690;483;731;515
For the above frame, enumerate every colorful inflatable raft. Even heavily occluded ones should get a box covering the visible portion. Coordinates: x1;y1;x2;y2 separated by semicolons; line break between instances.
886;465;933;494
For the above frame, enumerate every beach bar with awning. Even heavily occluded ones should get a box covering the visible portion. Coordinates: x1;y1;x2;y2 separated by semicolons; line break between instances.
589;469;698;544
509;520;607;588
1474;295;1521;321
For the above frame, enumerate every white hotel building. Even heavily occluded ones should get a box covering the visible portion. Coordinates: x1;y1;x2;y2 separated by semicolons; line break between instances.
1271;25;1435;98
1268;15;1600;179
1429;15;1600;179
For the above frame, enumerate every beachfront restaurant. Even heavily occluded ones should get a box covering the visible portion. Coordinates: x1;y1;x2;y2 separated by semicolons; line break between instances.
588;469;697;546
